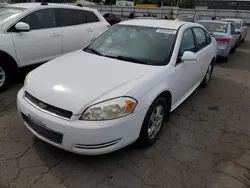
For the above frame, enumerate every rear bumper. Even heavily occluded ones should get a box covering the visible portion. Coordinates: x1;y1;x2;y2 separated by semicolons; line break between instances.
217;43;231;57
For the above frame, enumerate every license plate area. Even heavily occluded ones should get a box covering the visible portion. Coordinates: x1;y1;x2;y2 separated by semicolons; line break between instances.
21;113;63;144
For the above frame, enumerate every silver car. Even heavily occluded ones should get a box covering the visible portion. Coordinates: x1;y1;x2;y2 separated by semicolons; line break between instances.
197;20;240;62
221;18;247;43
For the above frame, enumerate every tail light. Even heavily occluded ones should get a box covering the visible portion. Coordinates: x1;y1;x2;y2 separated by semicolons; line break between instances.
216;38;230;44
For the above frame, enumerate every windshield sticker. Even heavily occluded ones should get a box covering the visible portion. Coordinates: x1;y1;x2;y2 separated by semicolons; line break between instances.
156;29;177;34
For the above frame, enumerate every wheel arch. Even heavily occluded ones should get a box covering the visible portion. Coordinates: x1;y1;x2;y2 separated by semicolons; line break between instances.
0;50;18;70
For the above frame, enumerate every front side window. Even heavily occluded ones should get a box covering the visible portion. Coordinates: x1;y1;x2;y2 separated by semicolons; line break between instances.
84;25;177;66
197;21;228;34
55;9;86;27
21;9;55;30
193;27;208;50
179;29;196;57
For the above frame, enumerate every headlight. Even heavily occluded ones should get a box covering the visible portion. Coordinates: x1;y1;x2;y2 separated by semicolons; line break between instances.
80;97;137;121
24;71;32;87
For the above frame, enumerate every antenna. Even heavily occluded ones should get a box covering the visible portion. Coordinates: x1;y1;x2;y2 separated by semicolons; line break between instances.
41;0;48;5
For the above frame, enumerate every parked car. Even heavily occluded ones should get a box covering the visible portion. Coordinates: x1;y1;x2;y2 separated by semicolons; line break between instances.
17;20;217;155
0;3;110;92
175;13;201;22
197;20;240;61
102;13;121;25
221;18;247;43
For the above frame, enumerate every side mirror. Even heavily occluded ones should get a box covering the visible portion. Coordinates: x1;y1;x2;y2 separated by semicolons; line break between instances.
235;31;241;35
181;51;197;62
15;22;30;32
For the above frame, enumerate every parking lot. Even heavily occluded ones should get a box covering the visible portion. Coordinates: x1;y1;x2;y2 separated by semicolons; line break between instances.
0;28;250;188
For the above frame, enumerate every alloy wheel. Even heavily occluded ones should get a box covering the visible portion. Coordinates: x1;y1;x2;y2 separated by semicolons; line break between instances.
0;67;6;87
148;105;164;139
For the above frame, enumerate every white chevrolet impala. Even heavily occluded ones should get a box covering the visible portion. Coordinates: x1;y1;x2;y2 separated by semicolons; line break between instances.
17;20;217;155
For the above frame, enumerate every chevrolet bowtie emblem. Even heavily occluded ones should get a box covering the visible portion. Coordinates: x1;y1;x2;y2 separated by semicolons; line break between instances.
38;102;47;109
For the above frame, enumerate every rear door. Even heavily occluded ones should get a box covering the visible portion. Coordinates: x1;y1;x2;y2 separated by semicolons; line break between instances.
55;8;90;55
12;8;62;67
83;10;109;42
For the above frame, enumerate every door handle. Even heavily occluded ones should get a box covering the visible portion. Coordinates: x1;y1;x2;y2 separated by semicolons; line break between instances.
87;28;94;32
51;33;60;37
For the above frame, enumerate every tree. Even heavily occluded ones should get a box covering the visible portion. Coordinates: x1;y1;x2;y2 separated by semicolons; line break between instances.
179;0;194;8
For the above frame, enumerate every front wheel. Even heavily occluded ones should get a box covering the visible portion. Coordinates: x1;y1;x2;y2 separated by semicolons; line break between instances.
136;97;167;147
200;62;214;88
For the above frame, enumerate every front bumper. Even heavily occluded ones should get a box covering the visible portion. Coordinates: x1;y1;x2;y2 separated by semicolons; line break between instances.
17;88;147;155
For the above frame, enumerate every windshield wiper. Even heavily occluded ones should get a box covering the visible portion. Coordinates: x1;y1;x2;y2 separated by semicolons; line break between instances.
106;55;152;65
84;48;104;56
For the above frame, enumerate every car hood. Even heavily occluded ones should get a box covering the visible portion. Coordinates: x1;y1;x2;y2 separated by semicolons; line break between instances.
26;50;163;114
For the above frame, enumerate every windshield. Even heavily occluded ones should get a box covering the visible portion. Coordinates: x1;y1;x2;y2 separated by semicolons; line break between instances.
0;7;25;22
177;15;194;22
84;25;177;66
198;22;228;33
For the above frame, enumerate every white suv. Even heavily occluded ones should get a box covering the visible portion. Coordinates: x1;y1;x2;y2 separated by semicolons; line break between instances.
0;3;110;92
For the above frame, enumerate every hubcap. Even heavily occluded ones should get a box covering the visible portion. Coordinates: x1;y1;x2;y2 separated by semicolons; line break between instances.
148;105;164;139
0;67;6;87
205;64;212;83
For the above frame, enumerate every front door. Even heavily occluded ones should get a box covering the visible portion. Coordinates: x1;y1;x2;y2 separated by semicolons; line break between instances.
12;8;62;67
171;28;199;106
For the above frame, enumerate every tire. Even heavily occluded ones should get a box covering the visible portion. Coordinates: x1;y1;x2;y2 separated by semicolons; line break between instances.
136;97;168;148
242;38;245;43
224;52;230;62
200;61;214;88
231;45;236;53
0;62;11;93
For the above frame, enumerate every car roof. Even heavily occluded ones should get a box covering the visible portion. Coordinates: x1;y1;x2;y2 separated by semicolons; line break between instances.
198;20;230;24
119;19;196;30
5;3;95;11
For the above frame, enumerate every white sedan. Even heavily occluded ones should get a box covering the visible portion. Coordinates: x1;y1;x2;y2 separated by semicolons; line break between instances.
17;20;217;155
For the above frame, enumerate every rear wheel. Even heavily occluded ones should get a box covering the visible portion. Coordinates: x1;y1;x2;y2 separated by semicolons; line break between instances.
200;61;214;88
136;97;167;147
231;44;236;53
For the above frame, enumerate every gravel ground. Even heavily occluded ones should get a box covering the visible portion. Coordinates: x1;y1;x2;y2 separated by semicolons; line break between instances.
1;29;250;188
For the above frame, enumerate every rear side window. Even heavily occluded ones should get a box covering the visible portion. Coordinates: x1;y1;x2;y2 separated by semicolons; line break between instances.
83;10;99;23
55;8;86;27
231;23;236;34
193;27;208;50
21;9;55;30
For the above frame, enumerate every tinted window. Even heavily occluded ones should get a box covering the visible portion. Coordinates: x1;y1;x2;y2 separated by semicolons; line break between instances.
231;23;236;34
205;31;212;44
84;25;177;66
21;9;55;30
197;21;228;33
179;29;196;56
84;11;99;23
193;28;207;50
55;9;86;27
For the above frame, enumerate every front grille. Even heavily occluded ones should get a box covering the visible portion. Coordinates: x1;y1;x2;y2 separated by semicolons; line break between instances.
22;113;63;144
24;92;73;120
